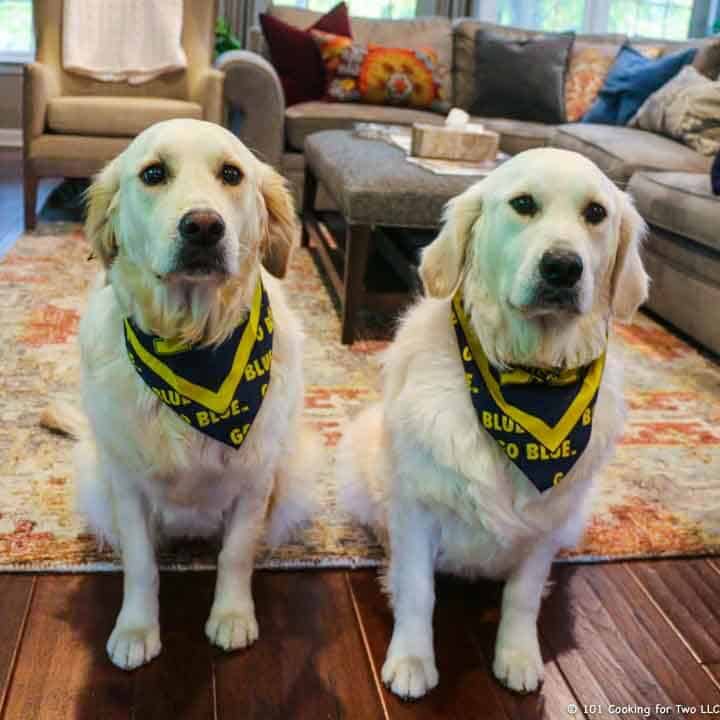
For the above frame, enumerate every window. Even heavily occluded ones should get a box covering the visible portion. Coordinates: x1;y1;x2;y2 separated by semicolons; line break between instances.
483;0;698;39
495;0;587;32
607;0;693;40
0;0;33;62
284;0;418;19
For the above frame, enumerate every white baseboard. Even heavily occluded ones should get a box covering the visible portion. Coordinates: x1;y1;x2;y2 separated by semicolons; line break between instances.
0;128;22;148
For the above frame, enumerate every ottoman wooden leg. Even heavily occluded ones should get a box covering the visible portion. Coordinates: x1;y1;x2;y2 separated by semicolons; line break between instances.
301;167;318;248
342;224;371;345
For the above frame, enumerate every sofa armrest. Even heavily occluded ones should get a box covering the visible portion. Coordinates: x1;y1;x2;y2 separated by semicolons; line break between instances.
23;62;61;145
215;50;285;169
189;67;225;125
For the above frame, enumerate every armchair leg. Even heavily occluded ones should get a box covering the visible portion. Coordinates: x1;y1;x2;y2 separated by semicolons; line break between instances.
23;167;38;231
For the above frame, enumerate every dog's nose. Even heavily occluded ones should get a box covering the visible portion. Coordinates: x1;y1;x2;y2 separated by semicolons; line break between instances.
539;251;583;288
178;210;225;247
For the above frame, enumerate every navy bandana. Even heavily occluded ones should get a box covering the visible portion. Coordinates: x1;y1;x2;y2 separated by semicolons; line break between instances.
451;291;605;493
124;279;273;448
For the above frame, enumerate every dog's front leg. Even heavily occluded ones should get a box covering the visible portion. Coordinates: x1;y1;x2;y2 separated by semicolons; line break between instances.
107;478;161;670
382;497;440;700
205;487;268;651
493;543;556;693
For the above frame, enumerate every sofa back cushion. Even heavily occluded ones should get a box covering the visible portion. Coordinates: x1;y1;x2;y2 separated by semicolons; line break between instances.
582;45;697;126
630;65;720;156
630;36;720;79
453;20;627;118
261;4;453;103
469;29;574;123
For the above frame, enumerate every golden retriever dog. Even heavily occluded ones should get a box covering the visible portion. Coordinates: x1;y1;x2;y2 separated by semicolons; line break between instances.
48;119;318;670
337;148;648;698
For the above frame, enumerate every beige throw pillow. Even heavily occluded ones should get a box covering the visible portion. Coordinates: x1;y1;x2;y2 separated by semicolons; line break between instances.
629;65;720;156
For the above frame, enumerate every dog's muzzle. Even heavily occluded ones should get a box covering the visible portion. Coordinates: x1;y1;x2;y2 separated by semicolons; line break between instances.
533;250;583;311
176;209;227;275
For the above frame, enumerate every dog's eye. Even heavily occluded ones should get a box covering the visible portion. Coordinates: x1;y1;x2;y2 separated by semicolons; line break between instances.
509;194;538;217
584;202;607;225
140;163;167;186
221;164;242;186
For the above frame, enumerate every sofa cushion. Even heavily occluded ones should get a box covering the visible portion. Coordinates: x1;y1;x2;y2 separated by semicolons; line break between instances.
565;37;624;121
470;29;574;124
285;101;444;151
631;36;720;79
259;3;352;107
582;45;697;126
312;31;448;111
629;65;720;157
266;5;453;102
475;117;556;154
628;171;719;253
551;124;711;185
47;96;202;137
453;20;627;112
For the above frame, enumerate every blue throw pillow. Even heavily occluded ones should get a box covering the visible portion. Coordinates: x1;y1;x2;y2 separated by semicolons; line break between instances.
582;45;697;125
712;152;720;196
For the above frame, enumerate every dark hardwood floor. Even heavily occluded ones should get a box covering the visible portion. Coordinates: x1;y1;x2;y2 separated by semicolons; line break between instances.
2;147;720;719
1;564;720;720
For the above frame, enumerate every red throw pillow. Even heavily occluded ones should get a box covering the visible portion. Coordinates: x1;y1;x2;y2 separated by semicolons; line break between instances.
259;3;352;107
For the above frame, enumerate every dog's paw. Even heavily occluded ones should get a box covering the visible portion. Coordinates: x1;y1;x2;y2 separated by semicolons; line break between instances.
205;610;259;651
493;641;544;693
107;623;161;670
381;654;439;700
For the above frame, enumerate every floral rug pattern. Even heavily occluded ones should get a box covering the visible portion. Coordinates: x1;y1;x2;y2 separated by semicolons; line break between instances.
1;229;719;570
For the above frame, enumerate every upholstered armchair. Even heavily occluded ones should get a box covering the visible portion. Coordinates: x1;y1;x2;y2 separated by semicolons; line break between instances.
23;0;224;229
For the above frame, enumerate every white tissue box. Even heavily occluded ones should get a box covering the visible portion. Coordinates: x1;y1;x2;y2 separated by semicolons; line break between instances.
410;123;500;163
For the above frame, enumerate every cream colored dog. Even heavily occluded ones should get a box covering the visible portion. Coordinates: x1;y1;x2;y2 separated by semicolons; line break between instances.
50;119;317;670
337;148;648;698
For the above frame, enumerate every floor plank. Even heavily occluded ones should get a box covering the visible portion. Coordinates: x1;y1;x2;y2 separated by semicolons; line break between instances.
628;559;720;664
0;575;35;715
214;571;384;720
349;569;575;720
2;573;221;720
2;574;134;720
131;572;217;720
706;664;720;688
541;564;720;718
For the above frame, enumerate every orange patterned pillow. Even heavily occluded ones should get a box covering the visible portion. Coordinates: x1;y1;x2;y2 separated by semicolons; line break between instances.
565;43;621;122
311;30;448;112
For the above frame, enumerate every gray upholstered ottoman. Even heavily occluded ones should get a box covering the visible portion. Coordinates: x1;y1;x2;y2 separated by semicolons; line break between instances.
301;130;485;343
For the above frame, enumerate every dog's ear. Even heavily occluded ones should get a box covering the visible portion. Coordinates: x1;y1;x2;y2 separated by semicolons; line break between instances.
419;183;482;298
85;158;120;269
610;191;649;322
259;164;298;279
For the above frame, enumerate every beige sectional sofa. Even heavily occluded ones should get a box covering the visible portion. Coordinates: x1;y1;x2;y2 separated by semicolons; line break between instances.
216;7;720;353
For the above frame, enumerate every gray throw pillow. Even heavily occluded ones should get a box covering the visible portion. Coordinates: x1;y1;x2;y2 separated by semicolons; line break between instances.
629;65;720;156
470;30;575;124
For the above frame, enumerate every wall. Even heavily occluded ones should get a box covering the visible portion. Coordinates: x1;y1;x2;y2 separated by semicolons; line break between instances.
0;66;22;136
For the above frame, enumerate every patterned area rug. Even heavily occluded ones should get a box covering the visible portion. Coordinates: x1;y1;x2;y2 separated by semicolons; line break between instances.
1;229;719;571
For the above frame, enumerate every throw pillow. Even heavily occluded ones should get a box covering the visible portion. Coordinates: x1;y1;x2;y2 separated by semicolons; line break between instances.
564;40;623;122
711;152;720;195
311;30;448;112
469;30;575;124
582;45;697;126
630;65;720;156
259;3;351;107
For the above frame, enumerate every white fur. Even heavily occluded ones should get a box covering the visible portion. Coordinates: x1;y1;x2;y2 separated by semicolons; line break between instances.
58;120;318;670
337;148;648;699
